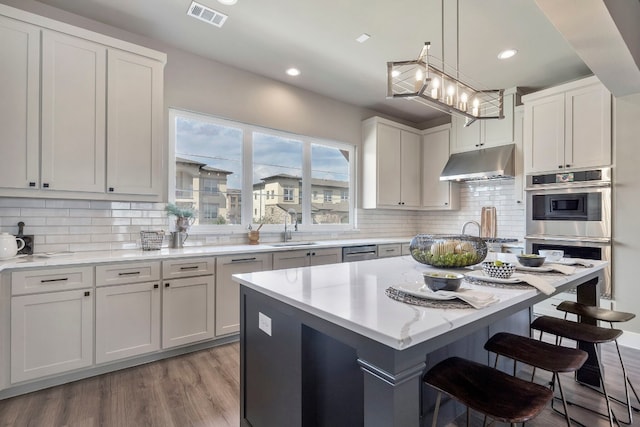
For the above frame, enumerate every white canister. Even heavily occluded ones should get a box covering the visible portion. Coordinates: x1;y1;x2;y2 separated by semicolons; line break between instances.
0;232;25;259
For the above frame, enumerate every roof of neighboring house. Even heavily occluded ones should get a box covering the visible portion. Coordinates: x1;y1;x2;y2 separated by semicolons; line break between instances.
176;156;233;175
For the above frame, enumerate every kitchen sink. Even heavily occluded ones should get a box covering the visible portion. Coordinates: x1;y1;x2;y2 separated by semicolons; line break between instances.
268;242;317;247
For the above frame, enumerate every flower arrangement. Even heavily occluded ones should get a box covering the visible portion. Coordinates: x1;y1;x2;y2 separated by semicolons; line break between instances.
165;203;196;232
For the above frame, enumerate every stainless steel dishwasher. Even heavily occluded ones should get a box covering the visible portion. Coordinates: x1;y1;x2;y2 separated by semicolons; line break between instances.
342;245;378;262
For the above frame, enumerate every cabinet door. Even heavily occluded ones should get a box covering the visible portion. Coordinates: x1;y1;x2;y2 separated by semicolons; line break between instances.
399;130;422;207
565;83;611;169
273;249;309;270
162;275;215;349
376;123;402;206
451;116;481;153
41;30;106;193
483;92;515;147
216;254;272;336
524;93;565;173
377;244;402;258
0;16;40;190
95;282;161;363
422;126;456;209
309;247;342;265
107;49;163;196
11;289;93;383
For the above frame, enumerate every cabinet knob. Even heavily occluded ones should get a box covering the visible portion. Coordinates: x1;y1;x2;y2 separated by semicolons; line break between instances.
29;182;36;187
108;187;115;192
444;202;448;206
558;165;563;169
43;183;50;188
154;284;159;289
84;291;90;297
165;283;170;287
311;252;316;256
565;164;571;168
306;252;310;256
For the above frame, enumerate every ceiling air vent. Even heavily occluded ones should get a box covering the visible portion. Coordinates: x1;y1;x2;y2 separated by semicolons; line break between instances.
187;1;228;28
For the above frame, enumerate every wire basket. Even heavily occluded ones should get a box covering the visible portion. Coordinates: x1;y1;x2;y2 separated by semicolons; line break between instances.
140;230;164;251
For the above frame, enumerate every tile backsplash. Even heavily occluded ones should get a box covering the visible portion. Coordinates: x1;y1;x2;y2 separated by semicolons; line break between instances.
0;179;524;253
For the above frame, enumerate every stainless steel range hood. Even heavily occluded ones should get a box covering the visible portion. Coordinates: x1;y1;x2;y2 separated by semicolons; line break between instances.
440;144;515;181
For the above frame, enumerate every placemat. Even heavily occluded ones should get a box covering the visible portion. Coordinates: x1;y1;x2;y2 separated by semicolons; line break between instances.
464;276;532;290
385;287;473;309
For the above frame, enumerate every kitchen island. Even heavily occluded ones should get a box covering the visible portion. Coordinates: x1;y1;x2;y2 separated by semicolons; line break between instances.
233;255;606;427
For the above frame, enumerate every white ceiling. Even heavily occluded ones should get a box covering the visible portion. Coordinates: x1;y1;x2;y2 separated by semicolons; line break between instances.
30;0;598;124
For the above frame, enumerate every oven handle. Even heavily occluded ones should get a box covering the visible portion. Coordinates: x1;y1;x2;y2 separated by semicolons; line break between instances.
525;181;611;191
525;235;611;245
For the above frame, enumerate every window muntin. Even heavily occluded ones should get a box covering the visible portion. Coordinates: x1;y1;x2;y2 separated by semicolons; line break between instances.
171;109;354;231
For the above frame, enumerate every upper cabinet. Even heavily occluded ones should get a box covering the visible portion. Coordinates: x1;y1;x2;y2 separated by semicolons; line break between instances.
421;125;459;210
0;5;166;200
451;89;519;153
523;76;612;174
362;117;422;209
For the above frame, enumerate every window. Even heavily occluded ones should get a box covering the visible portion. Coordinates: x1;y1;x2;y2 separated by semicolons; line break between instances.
170;109;354;230
284;188;294;202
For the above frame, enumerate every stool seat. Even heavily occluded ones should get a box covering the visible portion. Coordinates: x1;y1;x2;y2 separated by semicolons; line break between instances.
424;356;553;424
557;301;636;323
485;332;588;373
531;315;622;344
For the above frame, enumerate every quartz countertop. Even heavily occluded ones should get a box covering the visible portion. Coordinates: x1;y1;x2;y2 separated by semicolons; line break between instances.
0;237;413;272
233;255;607;350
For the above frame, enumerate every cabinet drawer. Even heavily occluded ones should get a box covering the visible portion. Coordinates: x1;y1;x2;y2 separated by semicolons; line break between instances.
162;257;215;279
96;261;160;286
378;244;402;258
11;266;93;295
401;243;411;255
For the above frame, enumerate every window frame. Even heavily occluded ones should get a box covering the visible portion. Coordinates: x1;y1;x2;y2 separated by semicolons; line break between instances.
169;108;356;233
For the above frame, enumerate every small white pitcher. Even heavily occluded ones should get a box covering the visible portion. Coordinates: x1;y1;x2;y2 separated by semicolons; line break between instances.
0;232;25;259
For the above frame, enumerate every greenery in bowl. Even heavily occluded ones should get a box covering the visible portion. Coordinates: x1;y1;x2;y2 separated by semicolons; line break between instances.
409;234;487;268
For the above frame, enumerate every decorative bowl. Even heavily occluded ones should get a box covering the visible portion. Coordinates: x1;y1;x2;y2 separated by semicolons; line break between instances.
409;234;487;268
517;254;546;267
482;261;516;279
422;271;464;291
538;250;564;262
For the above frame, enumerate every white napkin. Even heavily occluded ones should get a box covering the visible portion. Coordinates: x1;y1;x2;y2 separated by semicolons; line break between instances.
516;274;556;295
435;289;499;309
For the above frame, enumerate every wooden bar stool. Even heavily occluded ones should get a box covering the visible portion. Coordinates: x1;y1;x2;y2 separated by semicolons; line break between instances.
484;332;588;426
423;356;553;427
557;300;640;424
531;315;623;427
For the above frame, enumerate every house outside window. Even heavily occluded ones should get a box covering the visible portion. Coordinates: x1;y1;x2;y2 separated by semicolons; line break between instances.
324;190;332;202
284;187;294;202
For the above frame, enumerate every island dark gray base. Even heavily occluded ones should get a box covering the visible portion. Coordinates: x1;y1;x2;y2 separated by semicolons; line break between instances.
240;286;531;427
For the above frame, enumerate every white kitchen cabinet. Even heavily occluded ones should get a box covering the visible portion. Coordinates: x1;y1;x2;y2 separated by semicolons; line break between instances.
272;247;341;270
106;48;163;196
421;125;459;210
362;117;422;209
95;262;161;363
377;244;402;258
41;30;106;193
523;76;611;173
10;266;94;383
451;90;518;153
0;16;40;190
95;281;160;364
162;258;216;349
216;253;272;336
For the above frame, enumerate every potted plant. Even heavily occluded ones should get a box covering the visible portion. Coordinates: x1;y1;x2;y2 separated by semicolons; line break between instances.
165;203;196;232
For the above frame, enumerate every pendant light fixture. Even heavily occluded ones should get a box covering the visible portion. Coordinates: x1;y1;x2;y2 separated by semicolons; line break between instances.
386;0;503;126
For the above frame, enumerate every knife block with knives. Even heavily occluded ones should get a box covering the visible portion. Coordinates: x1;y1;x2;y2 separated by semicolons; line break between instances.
17;221;34;255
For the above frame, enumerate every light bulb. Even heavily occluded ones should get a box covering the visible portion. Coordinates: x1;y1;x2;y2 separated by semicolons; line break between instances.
460;92;468;111
472;98;480;116
446;85;455;105
430;77;440;99
414;69;423;92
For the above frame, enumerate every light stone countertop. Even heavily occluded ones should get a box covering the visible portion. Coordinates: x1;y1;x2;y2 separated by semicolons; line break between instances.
233;255;607;350
0;237;413;272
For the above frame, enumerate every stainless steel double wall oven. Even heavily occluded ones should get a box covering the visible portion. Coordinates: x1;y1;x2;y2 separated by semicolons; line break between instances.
525;168;612;297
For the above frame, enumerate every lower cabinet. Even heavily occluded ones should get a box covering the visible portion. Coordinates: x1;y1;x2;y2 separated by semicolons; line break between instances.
95;281;161;364
377;243;402;258
216;253;273;336
162;266;216;349
272;247;342;270
11;289;93;383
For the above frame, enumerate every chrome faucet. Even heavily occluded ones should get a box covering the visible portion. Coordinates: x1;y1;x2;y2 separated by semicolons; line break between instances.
283;208;298;241
461;220;481;236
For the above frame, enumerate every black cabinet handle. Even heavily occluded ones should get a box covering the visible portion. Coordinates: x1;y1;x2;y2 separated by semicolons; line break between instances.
118;271;141;276
84;291;90;297
29;182;36;187
179;266;199;270
41;277;69;283
558;165;563;168
444;202;448;206
108;187;114;192
153;284;159;289
565;164;571;168
311;252;316;256
43;183;49;188
231;257;257;263
165;283;170;287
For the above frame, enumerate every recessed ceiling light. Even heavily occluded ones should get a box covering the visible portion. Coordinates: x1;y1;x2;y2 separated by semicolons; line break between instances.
497;49;518;60
356;33;370;43
286;68;301;76
217;0;237;4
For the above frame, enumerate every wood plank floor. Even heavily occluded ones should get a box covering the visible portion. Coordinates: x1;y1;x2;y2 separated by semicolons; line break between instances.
0;340;638;426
